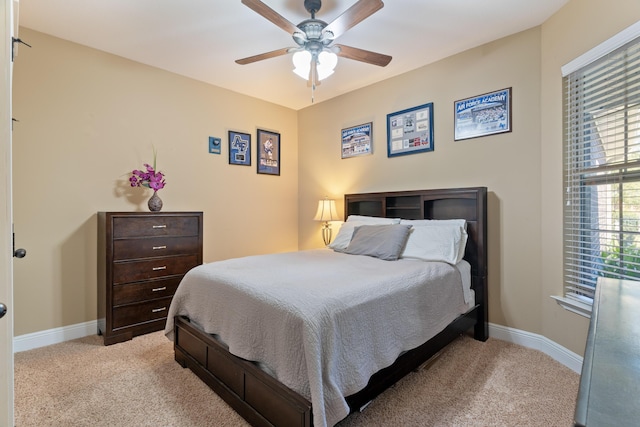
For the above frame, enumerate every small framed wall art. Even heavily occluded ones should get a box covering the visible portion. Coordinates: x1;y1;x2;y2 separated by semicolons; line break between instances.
228;130;251;166
387;103;434;157
454;87;512;141
341;122;373;158
209;136;221;154
257;129;280;175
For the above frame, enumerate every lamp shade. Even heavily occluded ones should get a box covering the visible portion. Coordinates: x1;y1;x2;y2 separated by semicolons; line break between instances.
293;50;338;81
292;50;312;80
313;199;339;222
317;51;338;80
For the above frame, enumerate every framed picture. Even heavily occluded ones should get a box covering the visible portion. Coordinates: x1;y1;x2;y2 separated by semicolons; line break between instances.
209;136;221;154
257;129;280;175
341;122;373;158
454;87;512;140
387;103;434;157
228;130;251;166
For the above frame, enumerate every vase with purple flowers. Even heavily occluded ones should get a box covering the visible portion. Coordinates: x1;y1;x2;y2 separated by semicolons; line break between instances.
129;151;166;212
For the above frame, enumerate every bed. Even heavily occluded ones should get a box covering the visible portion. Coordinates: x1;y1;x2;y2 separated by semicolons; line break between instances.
166;187;488;427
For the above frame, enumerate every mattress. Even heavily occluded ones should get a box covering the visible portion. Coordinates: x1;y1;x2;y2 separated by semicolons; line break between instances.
165;249;472;427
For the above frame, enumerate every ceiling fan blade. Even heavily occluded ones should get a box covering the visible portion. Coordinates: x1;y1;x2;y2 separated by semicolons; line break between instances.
334;44;391;67
322;0;384;40
236;47;292;65
241;0;300;34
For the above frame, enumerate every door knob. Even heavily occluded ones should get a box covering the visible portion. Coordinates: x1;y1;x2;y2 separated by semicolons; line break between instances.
0;303;6;319
12;230;26;258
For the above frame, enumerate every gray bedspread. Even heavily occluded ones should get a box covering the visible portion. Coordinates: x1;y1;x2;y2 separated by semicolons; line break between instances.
164;249;469;427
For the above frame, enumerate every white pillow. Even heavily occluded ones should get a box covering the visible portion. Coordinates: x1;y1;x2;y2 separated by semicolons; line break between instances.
329;221;365;251
400;218;467;229
346;215;401;224
401;225;468;264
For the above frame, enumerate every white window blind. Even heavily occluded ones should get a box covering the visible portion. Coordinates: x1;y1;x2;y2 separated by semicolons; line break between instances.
563;34;640;307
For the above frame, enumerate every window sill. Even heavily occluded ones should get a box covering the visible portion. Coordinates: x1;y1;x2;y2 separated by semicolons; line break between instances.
551;295;592;318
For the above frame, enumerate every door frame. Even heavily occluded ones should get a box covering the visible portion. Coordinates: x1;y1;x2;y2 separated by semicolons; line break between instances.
1;0;15;425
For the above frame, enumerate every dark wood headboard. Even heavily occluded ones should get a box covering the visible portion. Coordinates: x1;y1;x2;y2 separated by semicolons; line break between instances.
344;187;488;339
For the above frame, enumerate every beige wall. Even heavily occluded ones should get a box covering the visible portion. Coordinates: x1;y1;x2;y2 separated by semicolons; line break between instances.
12;28;299;336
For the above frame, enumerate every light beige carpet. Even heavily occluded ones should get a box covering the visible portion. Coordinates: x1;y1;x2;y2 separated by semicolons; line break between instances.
14;332;579;426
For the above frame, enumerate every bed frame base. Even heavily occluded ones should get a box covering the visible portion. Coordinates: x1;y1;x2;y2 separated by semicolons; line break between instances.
174;316;312;427
174;305;481;427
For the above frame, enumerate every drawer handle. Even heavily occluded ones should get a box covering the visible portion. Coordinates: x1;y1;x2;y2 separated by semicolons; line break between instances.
152;225;167;229
152;266;167;271
152;245;167;250
152;307;167;313
152;286;167;292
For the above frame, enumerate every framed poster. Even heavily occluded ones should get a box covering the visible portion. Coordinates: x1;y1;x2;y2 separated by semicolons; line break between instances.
257;129;280;175
454;87;512;140
228;130;251;166
341;122;372;158
387;103;434;157
208;136;221;154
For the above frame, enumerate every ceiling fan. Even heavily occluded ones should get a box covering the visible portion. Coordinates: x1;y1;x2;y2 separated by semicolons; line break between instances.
236;0;392;94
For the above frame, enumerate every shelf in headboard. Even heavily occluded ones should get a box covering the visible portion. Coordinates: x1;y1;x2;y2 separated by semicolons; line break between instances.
386;195;422;219
345;198;384;217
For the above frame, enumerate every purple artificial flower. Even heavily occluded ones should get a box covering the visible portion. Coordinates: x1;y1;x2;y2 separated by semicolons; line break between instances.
129;155;166;191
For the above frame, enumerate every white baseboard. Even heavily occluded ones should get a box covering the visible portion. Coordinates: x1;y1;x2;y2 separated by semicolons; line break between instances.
13;320;98;353
13;320;584;374
489;323;583;374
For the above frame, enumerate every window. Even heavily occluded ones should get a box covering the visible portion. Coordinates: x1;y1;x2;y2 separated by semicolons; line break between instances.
561;27;640;316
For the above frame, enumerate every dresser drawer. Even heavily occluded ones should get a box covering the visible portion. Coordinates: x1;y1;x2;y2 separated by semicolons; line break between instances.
112;254;199;285
113;236;200;260
113;215;200;238
113;276;182;306
112;297;173;329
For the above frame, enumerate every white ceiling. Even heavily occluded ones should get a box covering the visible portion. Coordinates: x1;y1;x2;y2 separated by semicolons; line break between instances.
17;0;569;110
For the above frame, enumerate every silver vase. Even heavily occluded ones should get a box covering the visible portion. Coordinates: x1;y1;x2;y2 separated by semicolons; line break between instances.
147;191;163;212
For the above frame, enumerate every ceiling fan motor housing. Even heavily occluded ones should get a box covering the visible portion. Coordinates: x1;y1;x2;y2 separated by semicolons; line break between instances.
299;20;324;37
304;0;322;16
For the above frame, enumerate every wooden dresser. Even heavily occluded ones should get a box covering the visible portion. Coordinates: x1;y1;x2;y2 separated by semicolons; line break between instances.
98;211;203;345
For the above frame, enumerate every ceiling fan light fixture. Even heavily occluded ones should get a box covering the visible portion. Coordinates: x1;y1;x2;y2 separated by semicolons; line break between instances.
293;66;311;80
317;67;334;80
317;50;338;80
292;50;312;79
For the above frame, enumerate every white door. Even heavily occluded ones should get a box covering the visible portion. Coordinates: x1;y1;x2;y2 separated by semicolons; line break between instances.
1;0;15;425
